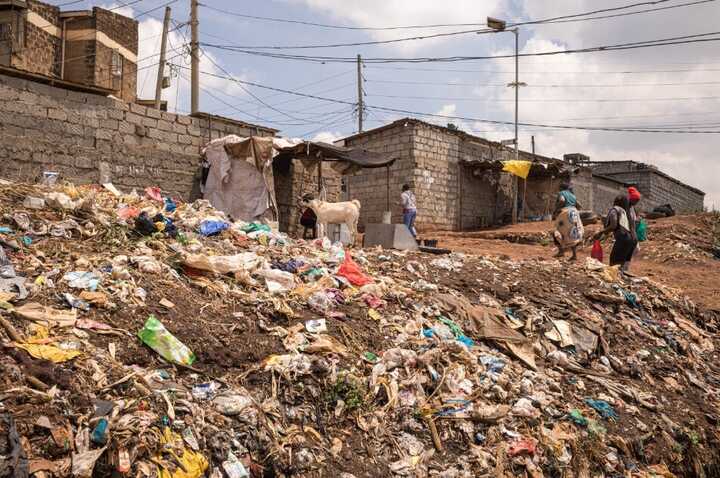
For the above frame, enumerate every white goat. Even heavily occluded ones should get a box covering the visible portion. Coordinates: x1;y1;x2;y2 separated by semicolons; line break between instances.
301;195;361;246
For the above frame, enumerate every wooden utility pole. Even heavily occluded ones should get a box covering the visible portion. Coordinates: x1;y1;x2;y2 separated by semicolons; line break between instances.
190;0;199;114
154;6;172;110
357;54;363;133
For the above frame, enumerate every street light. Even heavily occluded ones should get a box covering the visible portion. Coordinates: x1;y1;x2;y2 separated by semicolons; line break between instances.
487;16;520;163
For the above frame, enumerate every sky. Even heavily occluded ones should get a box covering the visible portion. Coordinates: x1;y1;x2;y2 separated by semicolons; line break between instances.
47;0;720;208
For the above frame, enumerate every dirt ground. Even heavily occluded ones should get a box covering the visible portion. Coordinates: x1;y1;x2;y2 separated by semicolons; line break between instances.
427;214;720;312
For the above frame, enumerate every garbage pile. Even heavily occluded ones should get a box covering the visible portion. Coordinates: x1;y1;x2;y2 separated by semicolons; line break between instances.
0;180;719;477
632;213;718;264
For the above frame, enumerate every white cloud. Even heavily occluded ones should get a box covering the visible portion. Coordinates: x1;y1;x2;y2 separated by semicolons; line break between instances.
283;0;503;51
469;2;720;208
311;131;344;143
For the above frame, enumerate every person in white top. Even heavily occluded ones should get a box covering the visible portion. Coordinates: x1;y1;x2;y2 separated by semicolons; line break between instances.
400;184;417;238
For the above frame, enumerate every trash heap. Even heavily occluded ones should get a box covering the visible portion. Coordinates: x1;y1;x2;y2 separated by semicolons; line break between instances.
629;213;718;264
0;180;719;478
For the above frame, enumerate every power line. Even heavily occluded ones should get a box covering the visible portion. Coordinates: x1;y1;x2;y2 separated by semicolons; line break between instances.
198;47;311;122
201;0;717;51
205;27;492;50
135;0;179;19
365;65;720;74
366;79;720;88
202;31;720;63
513;0;715;27
197;0;705;31
367;93;720;102
167;64;720;133
197;2;487;30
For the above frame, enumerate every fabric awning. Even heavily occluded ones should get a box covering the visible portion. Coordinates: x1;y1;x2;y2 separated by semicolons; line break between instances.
274;141;396;174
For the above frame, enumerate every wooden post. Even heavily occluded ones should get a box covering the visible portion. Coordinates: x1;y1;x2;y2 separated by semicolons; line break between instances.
512;176;518;224
386;165;390;211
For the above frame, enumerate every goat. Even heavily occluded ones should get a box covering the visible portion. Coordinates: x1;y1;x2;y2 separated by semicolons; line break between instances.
301;194;361;246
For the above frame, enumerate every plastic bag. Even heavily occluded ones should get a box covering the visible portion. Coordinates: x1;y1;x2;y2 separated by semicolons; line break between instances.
337;254;372;286
258;269;296;294
199;220;229;236
15;343;82;363
164;197;177;213
241;222;271;234
590;240;604;262
137;315;196;366
636;219;647;242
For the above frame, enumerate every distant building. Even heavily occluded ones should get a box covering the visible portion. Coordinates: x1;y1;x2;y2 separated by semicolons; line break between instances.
0;0;137;101
583;159;705;213
341;118;590;231
339;119;706;232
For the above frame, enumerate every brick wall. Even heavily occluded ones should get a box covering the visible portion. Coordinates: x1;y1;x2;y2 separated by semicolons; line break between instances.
0;72;274;200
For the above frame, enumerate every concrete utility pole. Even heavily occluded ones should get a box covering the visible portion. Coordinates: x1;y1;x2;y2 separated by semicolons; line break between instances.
357;54;363;133
190;0;199;114
154;6;172;110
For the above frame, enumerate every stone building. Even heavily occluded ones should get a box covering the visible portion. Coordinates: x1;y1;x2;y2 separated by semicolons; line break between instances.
0;0;137;101
341;118;587;232
583;160;704;213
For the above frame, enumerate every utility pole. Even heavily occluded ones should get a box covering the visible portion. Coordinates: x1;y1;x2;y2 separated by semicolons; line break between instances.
154;6;172;110
190;0;199;114
356;54;363;133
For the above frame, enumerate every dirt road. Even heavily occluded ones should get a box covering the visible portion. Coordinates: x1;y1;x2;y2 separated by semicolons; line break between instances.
429;214;720;311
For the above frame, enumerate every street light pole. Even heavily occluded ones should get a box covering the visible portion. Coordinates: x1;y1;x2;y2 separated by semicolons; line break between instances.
513;27;518;163
487;18;524;223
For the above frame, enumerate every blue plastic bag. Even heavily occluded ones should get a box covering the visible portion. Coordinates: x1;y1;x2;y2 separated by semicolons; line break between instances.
199;220;229;236
164;197;177;213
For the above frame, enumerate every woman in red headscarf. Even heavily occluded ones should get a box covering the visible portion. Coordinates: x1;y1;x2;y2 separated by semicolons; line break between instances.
625;186;642;271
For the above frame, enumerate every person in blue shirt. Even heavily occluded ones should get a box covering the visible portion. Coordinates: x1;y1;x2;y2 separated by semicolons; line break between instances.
552;182;584;261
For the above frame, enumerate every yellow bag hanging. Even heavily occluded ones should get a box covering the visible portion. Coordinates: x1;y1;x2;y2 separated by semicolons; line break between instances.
502;160;533;179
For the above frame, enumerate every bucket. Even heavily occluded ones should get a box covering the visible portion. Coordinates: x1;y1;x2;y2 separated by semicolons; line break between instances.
382;211;392;224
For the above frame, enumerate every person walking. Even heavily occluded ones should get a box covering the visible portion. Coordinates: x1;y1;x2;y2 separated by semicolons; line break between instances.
552;182;584;261
594;194;636;272
626;186;642;266
400;184;417;238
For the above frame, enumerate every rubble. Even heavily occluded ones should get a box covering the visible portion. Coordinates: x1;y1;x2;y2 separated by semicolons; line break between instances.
0;180;718;477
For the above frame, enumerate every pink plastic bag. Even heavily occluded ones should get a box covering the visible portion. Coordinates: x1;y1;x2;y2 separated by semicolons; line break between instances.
145;186;163;202
337;255;372;286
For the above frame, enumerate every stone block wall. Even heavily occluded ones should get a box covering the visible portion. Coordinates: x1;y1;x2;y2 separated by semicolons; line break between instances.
569;168;593;212
12;1;62;77
93;7;137;102
273;158;342;236
646;172;704;213
344;123;415;229
0;72;274;200
523;176;558;219
592;176;626;215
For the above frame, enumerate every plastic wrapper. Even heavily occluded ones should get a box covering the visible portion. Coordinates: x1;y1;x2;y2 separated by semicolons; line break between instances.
137;315;196;366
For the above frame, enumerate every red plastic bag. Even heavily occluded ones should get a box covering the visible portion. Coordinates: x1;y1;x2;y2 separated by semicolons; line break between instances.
591;240;604;262
337;254;372;286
